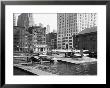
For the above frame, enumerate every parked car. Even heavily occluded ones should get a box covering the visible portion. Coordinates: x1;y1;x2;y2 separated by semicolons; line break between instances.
73;50;90;58
39;55;53;62
65;52;75;58
73;50;82;58
29;54;40;63
89;52;97;58
83;50;90;57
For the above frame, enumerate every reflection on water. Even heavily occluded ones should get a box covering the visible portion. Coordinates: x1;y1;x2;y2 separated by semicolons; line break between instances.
36;61;97;75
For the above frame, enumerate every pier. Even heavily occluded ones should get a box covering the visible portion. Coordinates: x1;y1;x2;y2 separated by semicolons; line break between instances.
14;64;57;75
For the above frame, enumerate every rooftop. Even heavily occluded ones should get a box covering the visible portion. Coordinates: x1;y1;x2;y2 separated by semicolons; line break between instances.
78;26;97;35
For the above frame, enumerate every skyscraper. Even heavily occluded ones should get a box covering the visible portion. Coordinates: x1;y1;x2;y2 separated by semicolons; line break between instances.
77;13;97;32
57;13;97;49
57;13;77;49
39;23;43;27
17;13;34;28
46;25;50;34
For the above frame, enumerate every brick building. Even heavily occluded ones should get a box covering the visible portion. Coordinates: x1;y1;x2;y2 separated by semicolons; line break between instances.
46;32;57;50
73;26;97;52
13;26;32;53
32;26;47;53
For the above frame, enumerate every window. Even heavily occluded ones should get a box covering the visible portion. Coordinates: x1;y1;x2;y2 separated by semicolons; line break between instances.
65;40;68;42
58;41;61;43
69;37;72;39
43;38;45;41
62;43;65;45
69;40;72;42
69;46;72;48
66;37;68;39
58;35;61;37
58;44;61;46
58;38;61;40
69;43;72;45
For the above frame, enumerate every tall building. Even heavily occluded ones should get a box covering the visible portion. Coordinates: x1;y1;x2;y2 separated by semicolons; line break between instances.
39;23;43;27
17;13;34;28
57;13;97;49
46;25;50;34
77;13;97;32
57;13;77;49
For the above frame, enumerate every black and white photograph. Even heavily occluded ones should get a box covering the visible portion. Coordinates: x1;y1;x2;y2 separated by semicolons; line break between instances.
4;4;106;84
13;13;97;75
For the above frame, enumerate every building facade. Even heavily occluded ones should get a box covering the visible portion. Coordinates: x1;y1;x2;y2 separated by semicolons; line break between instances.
57;13;77;49
46;25;50;34
13;26;21;51
32;26;47;53
13;26;32;53
77;13;97;32
57;13;97;49
73;26;97;52
46;32;57;50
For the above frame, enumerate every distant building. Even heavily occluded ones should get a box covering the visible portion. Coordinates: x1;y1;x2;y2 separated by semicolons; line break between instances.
17;13;34;28
39;23;43;27
73;26;97;52
53;29;57;33
57;13;97;49
13;14;16;26
32;26;47;53
46;25;50;34
46;32;57;50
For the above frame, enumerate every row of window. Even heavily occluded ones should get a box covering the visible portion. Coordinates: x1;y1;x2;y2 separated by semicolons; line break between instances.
58;33;72;37
59;45;73;49
61;39;72;43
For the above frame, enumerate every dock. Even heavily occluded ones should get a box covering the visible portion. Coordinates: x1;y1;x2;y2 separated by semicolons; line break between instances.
14;64;57;75
53;56;97;64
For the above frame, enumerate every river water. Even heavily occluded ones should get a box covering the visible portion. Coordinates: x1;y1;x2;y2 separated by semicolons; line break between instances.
36;61;97;75
14;61;97;75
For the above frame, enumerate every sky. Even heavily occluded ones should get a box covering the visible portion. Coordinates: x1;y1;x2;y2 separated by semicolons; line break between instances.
14;13;57;32
33;13;57;32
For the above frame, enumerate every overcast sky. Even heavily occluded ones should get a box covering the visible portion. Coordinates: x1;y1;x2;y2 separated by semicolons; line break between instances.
14;13;57;32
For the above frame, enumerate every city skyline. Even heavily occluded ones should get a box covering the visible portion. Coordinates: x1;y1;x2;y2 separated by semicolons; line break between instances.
14;13;57;32
14;13;97;33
